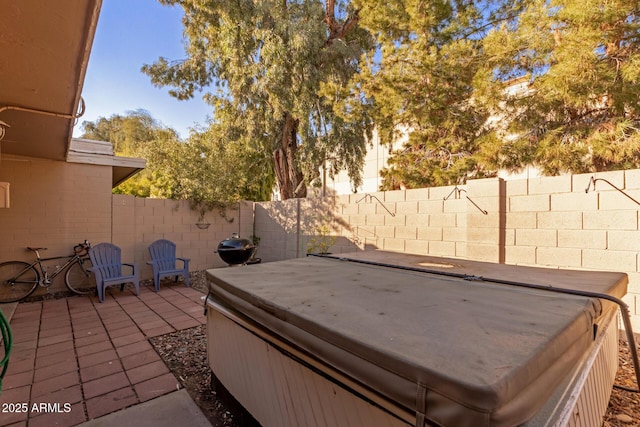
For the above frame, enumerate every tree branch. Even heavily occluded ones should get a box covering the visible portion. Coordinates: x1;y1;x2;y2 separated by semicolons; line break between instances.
324;0;359;46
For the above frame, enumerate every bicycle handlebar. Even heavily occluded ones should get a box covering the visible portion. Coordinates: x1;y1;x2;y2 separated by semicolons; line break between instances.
74;241;91;256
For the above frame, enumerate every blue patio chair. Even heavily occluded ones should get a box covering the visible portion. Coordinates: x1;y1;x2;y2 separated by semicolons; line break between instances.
147;239;190;292
89;243;139;303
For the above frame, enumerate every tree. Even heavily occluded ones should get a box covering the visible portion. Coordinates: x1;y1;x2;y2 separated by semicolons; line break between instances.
142;0;374;199
81;110;181;197
82;110;273;210
476;0;640;175
353;0;640;189
351;0;506;189
146;113;276;219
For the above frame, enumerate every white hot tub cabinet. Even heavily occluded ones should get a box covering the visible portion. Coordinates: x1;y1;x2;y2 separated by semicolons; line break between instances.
205;251;627;427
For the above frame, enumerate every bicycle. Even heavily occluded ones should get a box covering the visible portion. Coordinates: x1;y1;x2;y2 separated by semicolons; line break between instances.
0;241;95;303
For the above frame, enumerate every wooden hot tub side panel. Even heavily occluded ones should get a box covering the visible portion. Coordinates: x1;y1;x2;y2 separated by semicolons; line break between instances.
207;305;412;427
562;313;618;426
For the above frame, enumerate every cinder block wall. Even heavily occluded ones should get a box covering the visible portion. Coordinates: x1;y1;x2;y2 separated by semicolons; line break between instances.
503;170;640;331
111;197;254;279
256;173;640;331
1;153;638;329
253;200;296;262
255;186;472;260
0;155;112;296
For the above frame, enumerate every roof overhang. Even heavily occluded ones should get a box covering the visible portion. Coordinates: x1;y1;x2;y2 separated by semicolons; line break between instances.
67;138;146;188
0;1;102;161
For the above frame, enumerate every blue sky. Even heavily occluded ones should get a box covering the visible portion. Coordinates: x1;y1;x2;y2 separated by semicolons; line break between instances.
73;0;212;139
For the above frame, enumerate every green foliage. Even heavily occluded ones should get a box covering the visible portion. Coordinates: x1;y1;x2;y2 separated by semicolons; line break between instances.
81;109;176;157
112;174;153;198
306;215;337;254
93;1;640;195
146;117;275;218
81;110;273;218
476;0;640;174
81;110;180;197
354;0;640;188
352;0;497;188
143;0;374;198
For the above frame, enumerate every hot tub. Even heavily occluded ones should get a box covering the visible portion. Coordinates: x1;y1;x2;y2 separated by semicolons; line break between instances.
205;251;628;426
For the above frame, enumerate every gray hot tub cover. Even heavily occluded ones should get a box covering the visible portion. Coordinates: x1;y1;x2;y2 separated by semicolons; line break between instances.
206;253;627;426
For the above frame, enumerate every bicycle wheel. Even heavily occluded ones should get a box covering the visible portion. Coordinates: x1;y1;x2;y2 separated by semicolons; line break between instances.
65;258;95;295
0;261;39;303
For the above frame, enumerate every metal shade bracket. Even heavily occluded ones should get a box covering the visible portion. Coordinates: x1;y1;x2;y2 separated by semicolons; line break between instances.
356;193;396;217
585;176;640;207
443;186;488;215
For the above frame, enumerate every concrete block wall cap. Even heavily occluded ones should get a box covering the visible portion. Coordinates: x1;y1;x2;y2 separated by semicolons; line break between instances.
528;175;572;195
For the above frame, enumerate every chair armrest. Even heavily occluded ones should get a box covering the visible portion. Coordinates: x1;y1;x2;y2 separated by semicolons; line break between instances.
122;263;138;275
176;257;190;269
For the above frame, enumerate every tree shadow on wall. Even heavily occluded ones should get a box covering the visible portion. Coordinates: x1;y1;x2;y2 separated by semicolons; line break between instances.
255;188;375;261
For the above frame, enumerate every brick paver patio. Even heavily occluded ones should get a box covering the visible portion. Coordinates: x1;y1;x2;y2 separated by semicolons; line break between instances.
1;282;206;426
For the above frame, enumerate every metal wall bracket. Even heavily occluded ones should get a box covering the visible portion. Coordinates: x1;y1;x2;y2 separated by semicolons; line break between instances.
443;187;488;215
355;194;396;217
585;176;640;207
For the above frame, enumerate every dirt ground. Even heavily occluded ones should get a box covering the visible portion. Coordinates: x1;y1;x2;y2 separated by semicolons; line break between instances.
603;337;640;426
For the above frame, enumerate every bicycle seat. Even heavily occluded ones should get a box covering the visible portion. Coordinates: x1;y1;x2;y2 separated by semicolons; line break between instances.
27;247;47;251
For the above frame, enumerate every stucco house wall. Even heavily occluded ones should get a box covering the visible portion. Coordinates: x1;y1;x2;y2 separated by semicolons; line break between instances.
0;155;112;296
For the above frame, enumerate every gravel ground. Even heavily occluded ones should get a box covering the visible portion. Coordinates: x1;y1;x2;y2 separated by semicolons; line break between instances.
151;271;640;426
148;271;243;427
149;324;242;427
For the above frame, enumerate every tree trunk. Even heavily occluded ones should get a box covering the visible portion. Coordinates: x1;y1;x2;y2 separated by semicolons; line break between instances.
274;112;307;199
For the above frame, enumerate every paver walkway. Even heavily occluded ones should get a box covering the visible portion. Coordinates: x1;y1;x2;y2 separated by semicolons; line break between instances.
1;282;206;426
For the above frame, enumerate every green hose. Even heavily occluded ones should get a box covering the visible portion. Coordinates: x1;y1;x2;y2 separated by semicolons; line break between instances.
0;309;12;394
